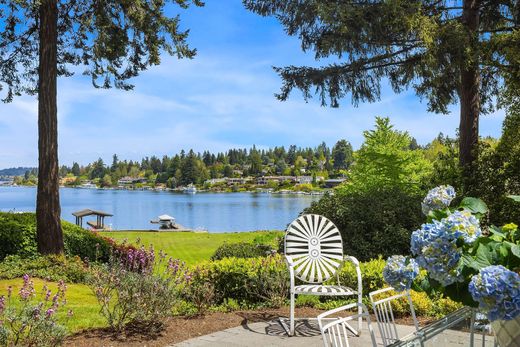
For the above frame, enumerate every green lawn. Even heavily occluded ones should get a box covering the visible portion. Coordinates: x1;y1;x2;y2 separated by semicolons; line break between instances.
0;278;104;333
101;230;283;265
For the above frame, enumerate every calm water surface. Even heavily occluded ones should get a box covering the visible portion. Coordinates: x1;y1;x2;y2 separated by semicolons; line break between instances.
0;186;321;232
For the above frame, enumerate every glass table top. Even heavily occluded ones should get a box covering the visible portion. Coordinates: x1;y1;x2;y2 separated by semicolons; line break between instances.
389;307;496;347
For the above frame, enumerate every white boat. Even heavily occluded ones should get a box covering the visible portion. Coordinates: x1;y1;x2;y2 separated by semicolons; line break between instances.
183;184;197;194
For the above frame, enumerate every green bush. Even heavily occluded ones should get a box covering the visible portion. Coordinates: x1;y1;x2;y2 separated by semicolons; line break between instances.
0;255;90;283
0;212;117;262
197;255;288;305
335;257;387;294
0;216;37;260
210;242;274;261
305;187;423;261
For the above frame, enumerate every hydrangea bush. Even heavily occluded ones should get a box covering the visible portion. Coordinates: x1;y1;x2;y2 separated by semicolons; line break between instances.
382;256;419;292
385;187;520;322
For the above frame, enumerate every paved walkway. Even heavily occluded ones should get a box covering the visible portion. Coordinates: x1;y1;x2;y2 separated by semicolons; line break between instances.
172;319;497;347
172;319;416;347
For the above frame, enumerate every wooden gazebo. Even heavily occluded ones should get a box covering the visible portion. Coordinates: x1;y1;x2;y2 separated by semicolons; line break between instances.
72;209;113;230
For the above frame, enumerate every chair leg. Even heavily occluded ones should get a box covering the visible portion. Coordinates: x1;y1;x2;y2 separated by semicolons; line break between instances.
290;291;295;336
358;292;363;334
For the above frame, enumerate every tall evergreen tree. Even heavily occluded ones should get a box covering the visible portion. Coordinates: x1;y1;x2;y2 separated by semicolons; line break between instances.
332;140;354;170
243;0;520;169
0;0;202;254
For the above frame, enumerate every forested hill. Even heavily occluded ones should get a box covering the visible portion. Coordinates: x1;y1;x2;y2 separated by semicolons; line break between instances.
0;167;36;176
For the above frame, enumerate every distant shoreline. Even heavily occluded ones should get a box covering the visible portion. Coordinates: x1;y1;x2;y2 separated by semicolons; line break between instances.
1;184;327;196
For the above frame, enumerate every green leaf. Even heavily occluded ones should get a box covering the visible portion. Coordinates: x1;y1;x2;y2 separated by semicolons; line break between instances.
459;197;488;214
511;245;520;259
427;208;449;222
508;195;520;202
489;225;505;238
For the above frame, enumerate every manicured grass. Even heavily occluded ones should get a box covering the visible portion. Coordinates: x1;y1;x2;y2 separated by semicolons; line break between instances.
0;278;104;333
101;230;283;265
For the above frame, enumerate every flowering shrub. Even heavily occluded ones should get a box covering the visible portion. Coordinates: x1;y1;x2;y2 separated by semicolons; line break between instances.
383;256;419;292
182;267;215;315
388;187;520;322
421;185;456;215
245;255;289;308
89;245;188;332
442;210;482;244
469;266;520;321
0;275;70;347
411;221;462;286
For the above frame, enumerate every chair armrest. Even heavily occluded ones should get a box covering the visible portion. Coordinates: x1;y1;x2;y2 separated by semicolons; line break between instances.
284;254;295;267
344;255;362;296
284;254;295;290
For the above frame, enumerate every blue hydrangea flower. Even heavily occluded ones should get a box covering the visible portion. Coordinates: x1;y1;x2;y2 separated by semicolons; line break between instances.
469;266;520;321
411;221;462;286
442;210;482;244
383;256;419;292
421;185;456;215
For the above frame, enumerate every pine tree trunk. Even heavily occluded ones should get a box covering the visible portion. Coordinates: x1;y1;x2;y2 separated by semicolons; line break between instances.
459;0;480;168
37;0;64;255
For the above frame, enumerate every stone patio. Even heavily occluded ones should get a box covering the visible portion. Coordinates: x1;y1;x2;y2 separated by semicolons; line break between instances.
172;319;417;346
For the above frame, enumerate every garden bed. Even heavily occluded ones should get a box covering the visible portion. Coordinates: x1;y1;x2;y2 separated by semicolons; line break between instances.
65;307;435;346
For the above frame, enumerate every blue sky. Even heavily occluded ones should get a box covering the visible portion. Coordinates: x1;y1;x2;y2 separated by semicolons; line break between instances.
0;1;506;168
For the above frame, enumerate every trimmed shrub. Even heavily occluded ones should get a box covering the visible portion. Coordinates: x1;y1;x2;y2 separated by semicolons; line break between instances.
336;257;387;294
0;255;90;283
197;254;288;305
0;212;132;263
304;187;423;261
0;217;37;260
210;242;274;261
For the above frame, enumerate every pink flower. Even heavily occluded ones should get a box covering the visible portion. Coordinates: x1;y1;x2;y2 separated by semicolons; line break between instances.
46;308;55;317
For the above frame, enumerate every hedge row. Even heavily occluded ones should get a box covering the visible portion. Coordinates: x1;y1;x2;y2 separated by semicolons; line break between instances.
0;212;119;262
192;255;460;317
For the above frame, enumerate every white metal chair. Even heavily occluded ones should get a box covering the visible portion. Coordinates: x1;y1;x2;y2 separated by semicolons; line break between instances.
284;214;362;336
369;287;419;346
318;302;377;347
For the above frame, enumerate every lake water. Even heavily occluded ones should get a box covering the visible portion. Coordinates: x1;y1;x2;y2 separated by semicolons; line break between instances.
0;186;321;232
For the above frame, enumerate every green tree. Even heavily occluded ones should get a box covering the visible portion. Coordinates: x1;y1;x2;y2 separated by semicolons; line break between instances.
111;154;119;172
332;140;354;171
0;0;202;254
223;165;233;178
90;158;106;180
249;146;263;176
71;162;80;176
243;0;520;169
344;117;432;194
180;150;202;185
101;174;112;187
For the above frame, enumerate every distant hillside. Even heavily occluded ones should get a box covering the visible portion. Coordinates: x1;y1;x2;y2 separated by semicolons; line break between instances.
0;167;36;176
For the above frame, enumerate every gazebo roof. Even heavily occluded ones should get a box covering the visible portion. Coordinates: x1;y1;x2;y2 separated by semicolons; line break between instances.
72;209;113;218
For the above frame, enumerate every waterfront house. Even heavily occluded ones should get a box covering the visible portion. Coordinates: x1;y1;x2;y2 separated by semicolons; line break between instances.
226;177;251;185
323;178;346;188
